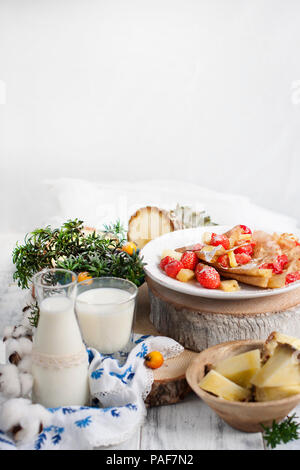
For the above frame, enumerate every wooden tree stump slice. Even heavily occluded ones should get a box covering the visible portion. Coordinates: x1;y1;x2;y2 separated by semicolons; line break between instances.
147;276;300;352
135;284;197;406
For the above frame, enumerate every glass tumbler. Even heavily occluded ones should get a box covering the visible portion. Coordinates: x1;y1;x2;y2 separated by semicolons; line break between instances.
75;277;138;355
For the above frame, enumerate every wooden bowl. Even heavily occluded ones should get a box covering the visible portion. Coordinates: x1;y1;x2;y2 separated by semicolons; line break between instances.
186;340;300;432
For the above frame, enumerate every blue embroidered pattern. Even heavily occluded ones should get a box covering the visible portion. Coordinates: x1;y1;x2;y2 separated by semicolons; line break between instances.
34;431;47;450
135;335;150;344
75;416;92;428
136;343;148;358
91;368;104;379
109;365;134;384
62;407;78;415
111;409;120;418
0;433;16;447
87;348;94;364
102;407;121;417
125;403;137;411
34;426;64;449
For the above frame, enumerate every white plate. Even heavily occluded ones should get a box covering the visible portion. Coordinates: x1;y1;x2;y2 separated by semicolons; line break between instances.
141;225;300;300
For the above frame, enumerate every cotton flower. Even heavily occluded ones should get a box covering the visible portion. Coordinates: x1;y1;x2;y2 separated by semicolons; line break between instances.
19;373;33;398
0;364;21;397
18;355;32;374
6;337;33;365
0;398;52;444
2;326;14;342
12;325;33;341
20;313;33;330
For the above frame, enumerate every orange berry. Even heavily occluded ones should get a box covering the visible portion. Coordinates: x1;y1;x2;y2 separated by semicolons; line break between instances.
78;272;93;284
122;242;137;256
144;351;164;369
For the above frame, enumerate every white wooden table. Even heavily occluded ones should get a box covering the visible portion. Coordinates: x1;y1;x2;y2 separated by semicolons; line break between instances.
2;341;300;450
0;266;300;451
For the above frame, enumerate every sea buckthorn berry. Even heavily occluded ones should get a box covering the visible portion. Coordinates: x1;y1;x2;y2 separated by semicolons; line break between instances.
144;351;164;369
78;272;93;284
122;241;137;255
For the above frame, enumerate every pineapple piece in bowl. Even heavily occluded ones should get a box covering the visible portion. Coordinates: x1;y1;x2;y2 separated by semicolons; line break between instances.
213;349;261;388
199;370;251;402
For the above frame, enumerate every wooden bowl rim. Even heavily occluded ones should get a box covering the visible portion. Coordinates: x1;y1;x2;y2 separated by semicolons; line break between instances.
186;339;300;408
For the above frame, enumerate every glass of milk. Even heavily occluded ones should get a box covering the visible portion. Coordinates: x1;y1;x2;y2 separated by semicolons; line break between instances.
75;277;138;355
32;269;89;408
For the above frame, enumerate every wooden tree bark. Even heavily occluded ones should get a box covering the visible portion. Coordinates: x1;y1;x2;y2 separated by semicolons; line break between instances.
147;277;300;352
135;284;197;406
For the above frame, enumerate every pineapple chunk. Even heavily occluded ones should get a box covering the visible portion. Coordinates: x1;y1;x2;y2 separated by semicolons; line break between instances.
263;331;300;362
251;345;300;387
176;269;195;283
199;370;251;401
219;280;240;292
213;349;261;388
161;249;182;261
255;384;300;402
239;234;252;241
228;250;238;267
202;232;212;244
201;245;225;263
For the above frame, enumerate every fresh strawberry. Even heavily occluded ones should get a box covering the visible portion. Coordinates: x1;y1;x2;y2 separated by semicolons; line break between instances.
210;233;230;250
274;254;288;272
235;253;252;265
181;251;198;270
217;254;229;268
196;266;220;289
260;263;274;270
160;256;175;270
286;272;300;285
165;260;184;278
234;243;255;256
239;225;252;234
260;255;289;274
195;263;206;277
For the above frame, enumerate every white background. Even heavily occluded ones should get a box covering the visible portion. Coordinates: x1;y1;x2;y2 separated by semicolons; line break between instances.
0;0;300;232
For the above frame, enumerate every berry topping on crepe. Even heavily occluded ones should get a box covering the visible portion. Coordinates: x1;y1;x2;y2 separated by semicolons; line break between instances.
234;243;255;256
260;254;289;274
235;253;252;265
217;254;229;268
240;225;252;234
286;272;300;285
210;233;230;250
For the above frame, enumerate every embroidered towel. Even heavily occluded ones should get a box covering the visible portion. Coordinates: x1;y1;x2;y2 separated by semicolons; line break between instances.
0;335;183;450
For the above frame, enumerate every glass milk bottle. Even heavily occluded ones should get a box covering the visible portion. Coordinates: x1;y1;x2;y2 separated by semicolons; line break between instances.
32;269;89;407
